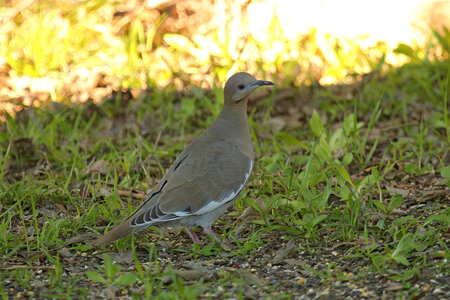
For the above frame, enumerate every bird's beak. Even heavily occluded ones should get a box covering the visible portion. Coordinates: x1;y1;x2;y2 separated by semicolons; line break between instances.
251;80;274;87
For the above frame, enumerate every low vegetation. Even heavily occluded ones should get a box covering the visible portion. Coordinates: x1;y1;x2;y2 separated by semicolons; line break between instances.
0;1;449;299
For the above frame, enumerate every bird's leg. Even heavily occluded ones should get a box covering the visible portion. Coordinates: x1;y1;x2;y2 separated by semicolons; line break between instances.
185;227;202;244
203;225;222;243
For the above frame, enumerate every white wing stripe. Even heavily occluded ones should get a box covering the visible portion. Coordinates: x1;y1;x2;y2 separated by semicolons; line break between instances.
173;210;191;217
192;160;253;215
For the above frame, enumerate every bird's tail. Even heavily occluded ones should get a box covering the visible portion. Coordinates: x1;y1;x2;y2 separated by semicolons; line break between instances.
92;221;135;246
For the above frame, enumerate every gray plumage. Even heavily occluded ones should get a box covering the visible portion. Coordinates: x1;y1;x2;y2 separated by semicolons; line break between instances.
93;72;273;246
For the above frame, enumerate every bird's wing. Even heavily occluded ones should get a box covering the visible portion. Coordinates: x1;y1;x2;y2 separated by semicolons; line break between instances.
128;137;253;228
92;137;252;246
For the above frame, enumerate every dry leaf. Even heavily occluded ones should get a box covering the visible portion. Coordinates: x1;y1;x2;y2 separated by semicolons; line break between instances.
385;185;410;196
161;269;215;284
385;281;403;291
227;268;264;285
55;203;67;213
105;251;133;263
272;239;297;264
82;159;110;176
66;233;94;246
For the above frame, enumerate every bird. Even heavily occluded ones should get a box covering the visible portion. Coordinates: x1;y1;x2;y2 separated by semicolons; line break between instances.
92;72;274;246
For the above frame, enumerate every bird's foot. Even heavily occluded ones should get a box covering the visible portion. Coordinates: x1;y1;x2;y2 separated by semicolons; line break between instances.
203;225;222;243
185;227;202;244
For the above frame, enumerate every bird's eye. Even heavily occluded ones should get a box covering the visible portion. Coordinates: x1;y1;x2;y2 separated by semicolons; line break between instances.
237;84;245;90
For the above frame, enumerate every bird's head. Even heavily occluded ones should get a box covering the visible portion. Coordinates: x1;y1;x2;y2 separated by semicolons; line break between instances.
224;72;274;105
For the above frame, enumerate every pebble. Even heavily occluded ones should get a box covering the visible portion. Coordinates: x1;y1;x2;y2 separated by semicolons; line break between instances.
433;288;442;294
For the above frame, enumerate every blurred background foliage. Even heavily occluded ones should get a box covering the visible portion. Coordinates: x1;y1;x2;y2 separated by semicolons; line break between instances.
0;0;449;107
0;3;449;297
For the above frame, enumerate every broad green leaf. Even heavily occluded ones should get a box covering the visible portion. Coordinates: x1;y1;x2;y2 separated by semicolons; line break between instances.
312;214;328;226
103;254;120;280
339;185;350;200
392;254;410;266
441;165;450;178
309;110;324;137
292;155;309;167
375;219;385;229
342;114;363;134
266;162;281;172
393;233;414;256
387;194;404;213
342;114;355;134
334;163;353;187
276;132;308;149
314;144;331;163
86;271;107;284
113;273;139;286
429;117;446;129
271;152;287;162
103;254;113;269
404;163;417;174
302;213;314;227
329;128;347;151
314;183;331;210
424;214;450;226
372;255;387;271
252;219;266;225
244;197;263;215
373;200;386;213
342;152;353;166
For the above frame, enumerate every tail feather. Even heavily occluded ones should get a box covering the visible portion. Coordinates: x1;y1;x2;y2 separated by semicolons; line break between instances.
93;221;135;246
92;182;164;246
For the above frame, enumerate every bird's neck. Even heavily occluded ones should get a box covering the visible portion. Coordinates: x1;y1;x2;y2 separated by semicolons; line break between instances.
208;101;254;158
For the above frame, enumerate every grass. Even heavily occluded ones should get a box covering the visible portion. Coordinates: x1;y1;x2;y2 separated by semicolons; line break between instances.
1;1;450;299
2;55;449;297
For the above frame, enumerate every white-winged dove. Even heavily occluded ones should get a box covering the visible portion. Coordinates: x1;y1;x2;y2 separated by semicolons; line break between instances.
93;72;274;246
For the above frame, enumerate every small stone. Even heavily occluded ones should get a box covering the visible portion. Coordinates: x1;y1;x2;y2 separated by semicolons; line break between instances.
429;279;439;284
57;247;72;258
33;280;45;288
212;286;224;298
102;286;118;298
243;284;259;299
386;281;403;291
285;258;303;266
